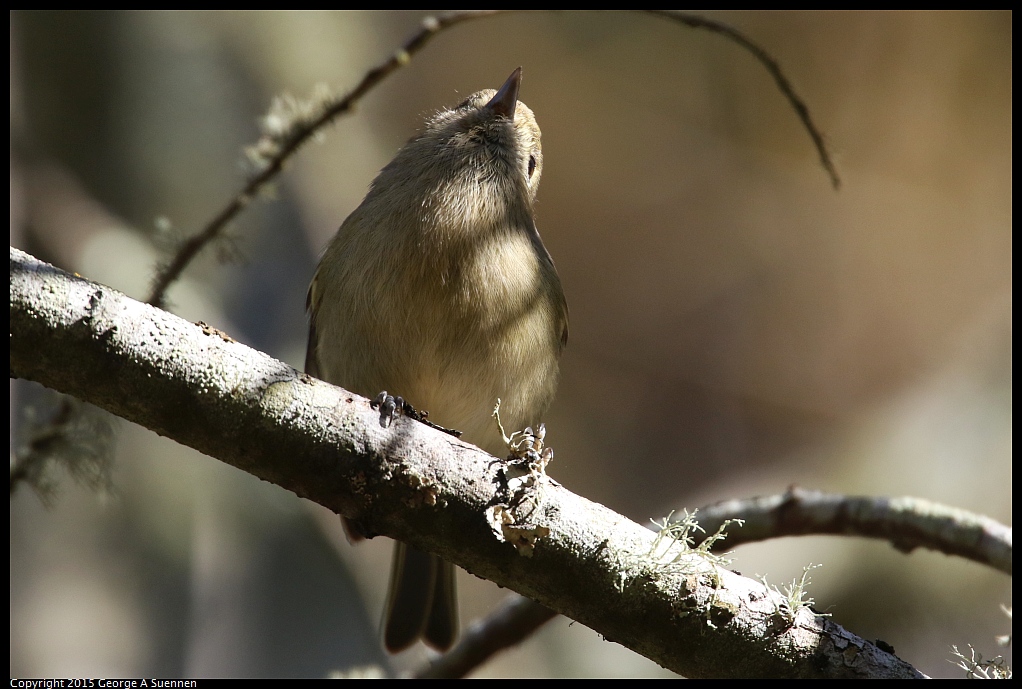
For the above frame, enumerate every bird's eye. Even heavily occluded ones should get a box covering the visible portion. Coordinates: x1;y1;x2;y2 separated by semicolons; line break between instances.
528;155;537;179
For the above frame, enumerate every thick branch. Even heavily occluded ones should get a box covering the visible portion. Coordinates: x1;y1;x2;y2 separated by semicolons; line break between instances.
437;487;1013;678
10;247;922;678
695;488;1012;576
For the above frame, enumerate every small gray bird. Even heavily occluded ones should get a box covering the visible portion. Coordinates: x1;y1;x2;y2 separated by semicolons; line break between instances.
306;68;567;652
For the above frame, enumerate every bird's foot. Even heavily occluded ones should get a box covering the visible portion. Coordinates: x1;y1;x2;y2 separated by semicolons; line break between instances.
370;391;463;438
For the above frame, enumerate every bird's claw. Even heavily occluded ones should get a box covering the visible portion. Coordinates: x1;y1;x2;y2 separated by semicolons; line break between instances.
371;391;406;428
370;392;463;439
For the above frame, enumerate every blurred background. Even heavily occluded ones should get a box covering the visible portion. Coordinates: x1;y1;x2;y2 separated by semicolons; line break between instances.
10;10;1011;678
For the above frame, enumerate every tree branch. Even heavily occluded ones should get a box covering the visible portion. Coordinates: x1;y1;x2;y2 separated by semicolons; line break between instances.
416;594;557;679
423;486;1013;678
694;488;1012;576
11;246;922;678
647;10;840;189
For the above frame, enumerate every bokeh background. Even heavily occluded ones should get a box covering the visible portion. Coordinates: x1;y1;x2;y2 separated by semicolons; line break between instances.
10;10;1011;678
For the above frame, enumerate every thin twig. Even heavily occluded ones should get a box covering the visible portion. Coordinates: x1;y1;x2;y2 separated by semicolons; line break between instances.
648;10;841;190
146;10;838;308
416;595;556;679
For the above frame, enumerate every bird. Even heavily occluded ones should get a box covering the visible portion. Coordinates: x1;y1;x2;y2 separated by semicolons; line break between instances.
305;68;567;652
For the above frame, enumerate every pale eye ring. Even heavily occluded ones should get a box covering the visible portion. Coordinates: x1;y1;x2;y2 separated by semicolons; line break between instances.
528;154;537;179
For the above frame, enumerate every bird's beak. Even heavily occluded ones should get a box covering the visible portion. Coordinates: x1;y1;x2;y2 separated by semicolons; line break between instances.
485;67;522;120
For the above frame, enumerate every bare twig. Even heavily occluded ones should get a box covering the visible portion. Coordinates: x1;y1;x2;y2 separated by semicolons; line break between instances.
648;11;841;189
692;487;1012;575
416;595;557;679
146;10;838;307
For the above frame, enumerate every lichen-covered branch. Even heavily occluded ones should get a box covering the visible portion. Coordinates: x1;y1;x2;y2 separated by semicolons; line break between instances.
693;488;1012;576
11;247;920;678
414;483;1014;679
